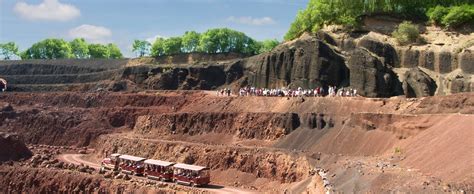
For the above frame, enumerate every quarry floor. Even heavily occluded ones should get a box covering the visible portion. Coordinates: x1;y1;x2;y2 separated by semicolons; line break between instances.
0;91;473;193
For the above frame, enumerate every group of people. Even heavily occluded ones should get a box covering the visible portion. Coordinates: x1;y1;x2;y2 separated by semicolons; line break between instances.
235;86;358;97
216;88;232;96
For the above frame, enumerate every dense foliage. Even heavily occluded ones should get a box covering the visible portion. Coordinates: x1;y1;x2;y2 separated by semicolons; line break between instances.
70;38;89;59
0;42;19;60
392;21;423;45
428;5;474;28
258;39;280;53
21;39;72;59
285;0;473;40
150;28;278;57
20;38;123;60
132;40;151;57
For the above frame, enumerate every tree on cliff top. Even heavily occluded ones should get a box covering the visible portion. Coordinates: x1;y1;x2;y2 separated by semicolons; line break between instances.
258;39;280;53
182;31;200;53
150;28;261;57
0;42;19;60
132;40;151;57
198;28;258;55
21;38;72;59
107;43;123;59
70;38;89;59
21;39;123;59
284;0;473;40
88;44;110;58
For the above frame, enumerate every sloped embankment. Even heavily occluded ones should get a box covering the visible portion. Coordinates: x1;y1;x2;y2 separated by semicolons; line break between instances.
94;135;312;183
0;166;166;193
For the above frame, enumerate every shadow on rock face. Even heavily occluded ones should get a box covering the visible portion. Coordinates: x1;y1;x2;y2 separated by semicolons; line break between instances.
348;48;403;98
403;68;437;98
0;133;32;162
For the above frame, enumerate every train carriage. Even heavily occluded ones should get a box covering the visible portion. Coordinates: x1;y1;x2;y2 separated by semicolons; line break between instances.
101;153;121;170
172;163;210;187
118;155;146;175
144;159;175;181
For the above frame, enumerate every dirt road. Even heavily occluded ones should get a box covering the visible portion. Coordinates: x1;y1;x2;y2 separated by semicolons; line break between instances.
57;154;258;194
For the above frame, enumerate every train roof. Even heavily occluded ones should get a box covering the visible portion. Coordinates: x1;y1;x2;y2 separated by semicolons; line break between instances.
173;163;209;171
110;153;121;157
144;159;174;167
119;154;146;162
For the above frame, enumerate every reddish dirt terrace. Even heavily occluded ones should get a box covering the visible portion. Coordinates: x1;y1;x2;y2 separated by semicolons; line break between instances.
0;91;473;193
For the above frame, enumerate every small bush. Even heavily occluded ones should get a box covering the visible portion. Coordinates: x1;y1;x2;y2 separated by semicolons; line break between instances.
392;21;423;45
442;5;474;28
394;147;402;154
427;6;450;25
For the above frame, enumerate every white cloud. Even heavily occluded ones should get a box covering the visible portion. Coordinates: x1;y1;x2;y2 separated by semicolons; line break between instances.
14;0;80;22
69;24;112;43
146;34;166;44
226;16;276;26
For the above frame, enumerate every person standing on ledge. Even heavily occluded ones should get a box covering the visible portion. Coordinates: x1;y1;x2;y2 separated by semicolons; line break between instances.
0;78;7;92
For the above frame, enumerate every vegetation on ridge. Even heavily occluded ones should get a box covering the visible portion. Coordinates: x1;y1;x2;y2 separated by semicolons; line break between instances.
146;28;279;57
285;0;474;40
19;38;123;60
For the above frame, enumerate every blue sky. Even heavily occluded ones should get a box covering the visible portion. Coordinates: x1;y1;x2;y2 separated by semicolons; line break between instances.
0;0;308;57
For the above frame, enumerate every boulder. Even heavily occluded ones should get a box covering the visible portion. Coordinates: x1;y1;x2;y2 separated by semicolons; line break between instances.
0;133;32;162
348;49;403;97
402;68;437;97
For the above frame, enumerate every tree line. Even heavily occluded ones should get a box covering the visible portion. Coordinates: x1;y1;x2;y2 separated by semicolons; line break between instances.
0;38;123;60
285;0;473;40
1;28;280;60
133;28;279;57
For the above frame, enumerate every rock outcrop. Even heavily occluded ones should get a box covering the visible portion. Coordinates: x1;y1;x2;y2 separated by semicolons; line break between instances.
243;34;349;89
0;30;471;98
0;133;32;162
348;49;403;97
402;68;437;97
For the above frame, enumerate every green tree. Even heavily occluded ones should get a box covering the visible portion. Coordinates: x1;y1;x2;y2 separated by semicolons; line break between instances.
132;40;151;57
107;43;123;59
181;31;200;53
69;38;89;59
151;37;166;57
284;0;474;41
88;44;110;58
258;39;279;53
22;38;72;59
0;42;19;60
162;37;182;55
441;5;474;28
199;29;221;53
427;6;450;25
199;28;259;54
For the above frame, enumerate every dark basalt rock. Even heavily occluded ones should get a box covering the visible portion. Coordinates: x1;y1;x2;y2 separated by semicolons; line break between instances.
244;35;349;89
348;49;403;97
403;68;437;98
357;36;399;67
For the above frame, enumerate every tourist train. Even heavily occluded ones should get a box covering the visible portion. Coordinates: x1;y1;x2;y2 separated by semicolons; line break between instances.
101;154;210;187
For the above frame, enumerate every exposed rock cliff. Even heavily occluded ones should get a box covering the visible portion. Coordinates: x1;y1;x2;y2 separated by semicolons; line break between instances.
243;34;348;89
0;28;471;98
